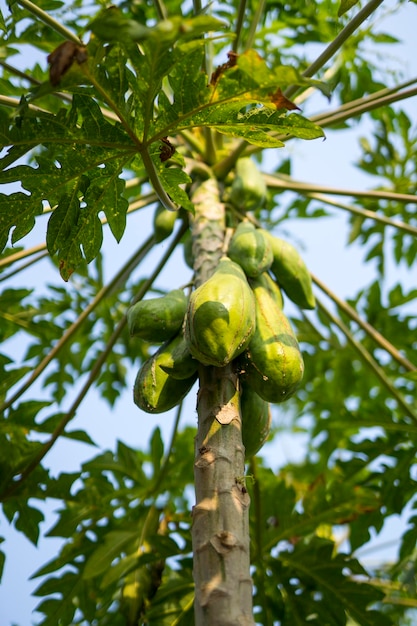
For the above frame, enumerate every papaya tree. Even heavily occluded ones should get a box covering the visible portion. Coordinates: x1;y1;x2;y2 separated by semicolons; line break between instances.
1;0;417;624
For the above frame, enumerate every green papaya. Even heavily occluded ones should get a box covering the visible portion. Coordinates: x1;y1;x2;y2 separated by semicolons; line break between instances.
127;289;187;343
249;271;283;310
240;385;271;458
182;230;194;270
228;221;273;278
260;229;315;309
158;332;198;380
134;347;197;414
153;205;177;242
240;273;304;403
185;257;256;367
230;157;267;211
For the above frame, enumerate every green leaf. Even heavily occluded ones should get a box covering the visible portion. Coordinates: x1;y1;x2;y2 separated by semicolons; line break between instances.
152;48;325;146
9;501;44;545
154;161;194;212
89;9;225;46
33;571;85;626
338;0;361;17
150;427;164;477
0;96;134;278
209;107;324;146
145;576;195;624
278;538;392;626
403;371;417;381
0;9;6;33
83;530;138;579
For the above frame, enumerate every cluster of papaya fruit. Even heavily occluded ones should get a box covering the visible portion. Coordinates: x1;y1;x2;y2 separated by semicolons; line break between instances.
128;211;315;459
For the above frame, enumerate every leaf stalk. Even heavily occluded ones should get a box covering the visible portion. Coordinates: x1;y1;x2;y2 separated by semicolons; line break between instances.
14;0;83;45
0;235;155;415
315;297;417;425
1;223;187;499
311;273;416;373
285;0;385;99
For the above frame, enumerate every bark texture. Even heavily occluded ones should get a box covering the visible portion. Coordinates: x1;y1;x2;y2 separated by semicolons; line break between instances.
190;178;254;625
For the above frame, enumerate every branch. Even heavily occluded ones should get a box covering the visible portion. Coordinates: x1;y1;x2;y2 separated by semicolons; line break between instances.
0;60;41;85
312;273;416;373
313;86;417;129
146;400;183;497
153;0;168;20
315;297;417;425
0;251;48;283
263;174;417;237
0;94;127;124
233;0;247;53
14;0;83;44
1;223;187;500
0;235;155;414
314;76;417;121
284;0;385;99
217;0;387;171
0;244;47;270
244;0;266;52
263;173;417;207
0;192;157;272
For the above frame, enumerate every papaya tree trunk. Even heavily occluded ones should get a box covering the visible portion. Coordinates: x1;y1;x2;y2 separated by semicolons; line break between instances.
190;178;254;625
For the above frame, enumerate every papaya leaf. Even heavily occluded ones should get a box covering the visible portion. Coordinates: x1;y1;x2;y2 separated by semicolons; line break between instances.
338;0;361;17
33;571;84;626
83;530;138;579
145;577;195;623
192;106;324;146
150;427;164;477
277;538;392;626
0;96;135;279
89;9;225;47
2;500;44;546
152;49;325;145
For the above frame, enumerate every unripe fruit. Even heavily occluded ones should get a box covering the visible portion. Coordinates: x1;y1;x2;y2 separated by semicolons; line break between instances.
153;205;177;242
240;274;304;403
182;231;194;270
228;221;273;278
185;257;256;367
127;289;187;343
158;332;198;380
230;157;267;211
260;229;315;310
134;346;197;414
249;271;283;310
240;385;271;458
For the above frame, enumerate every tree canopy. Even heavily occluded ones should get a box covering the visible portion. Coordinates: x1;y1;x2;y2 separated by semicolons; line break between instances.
0;0;417;624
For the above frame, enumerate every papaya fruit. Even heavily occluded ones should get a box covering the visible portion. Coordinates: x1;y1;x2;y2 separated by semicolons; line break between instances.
228;221;273;278
158;332;198;380
153;205;177;242
249;271;283;310
240;385;271;458
185;257;256;367
230;157;267;211
182;230;194;270
260;229;315;310
240;273;304;403
134;346;197;414
127;289;187;343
